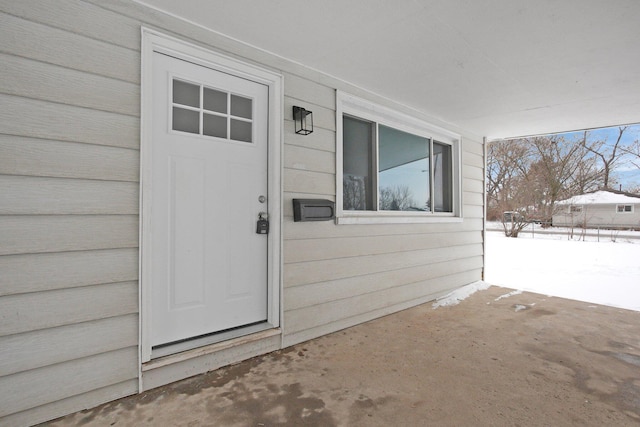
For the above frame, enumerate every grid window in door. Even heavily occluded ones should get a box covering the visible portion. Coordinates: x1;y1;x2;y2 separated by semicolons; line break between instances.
172;78;254;143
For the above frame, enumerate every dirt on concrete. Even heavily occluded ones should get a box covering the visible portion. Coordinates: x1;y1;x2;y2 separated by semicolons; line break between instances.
44;286;640;426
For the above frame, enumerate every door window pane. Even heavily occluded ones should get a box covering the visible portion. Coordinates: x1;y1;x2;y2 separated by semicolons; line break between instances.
170;79;256;144
433;141;452;212
203;87;227;113
203;113;227;138
343;116;374;210
378;125;429;211
173;107;199;134
230;119;252;143
173;80;200;108
231;95;252;119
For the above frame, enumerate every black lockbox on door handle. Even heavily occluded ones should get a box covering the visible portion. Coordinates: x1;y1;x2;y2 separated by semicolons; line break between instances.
293;199;335;222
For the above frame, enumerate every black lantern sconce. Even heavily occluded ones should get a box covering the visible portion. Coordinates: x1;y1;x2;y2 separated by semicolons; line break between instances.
293;106;313;135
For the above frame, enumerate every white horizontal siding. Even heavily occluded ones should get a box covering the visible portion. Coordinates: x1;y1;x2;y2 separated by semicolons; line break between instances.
0;52;139;116
283;71;336;110
0;347;138;418
284;217;484;240
463;137;484;156
0;136;139;182
464;204;485;219
0;0;140;50
283;269;481;347
0;4;143;424
0;11;139;83
284;230;481;264
0;176;139;215
464;163;485;182
284;144;336;174
463;176;485;194
285;267;482;335
284;168;335;195
0;94;139;149
284;122;336;152
285;256;484;311
0;281;138;336
0;248;138;297
464;191;485;207
553;204;640;227
463;149;484;168
285;243;483;287
0;314;138;376
2;380;138;427
0;215;138;255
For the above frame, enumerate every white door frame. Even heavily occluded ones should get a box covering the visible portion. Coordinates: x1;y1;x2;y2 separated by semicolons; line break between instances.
139;28;282;365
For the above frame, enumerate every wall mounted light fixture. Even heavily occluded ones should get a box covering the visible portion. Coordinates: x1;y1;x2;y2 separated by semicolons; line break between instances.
293;106;313;135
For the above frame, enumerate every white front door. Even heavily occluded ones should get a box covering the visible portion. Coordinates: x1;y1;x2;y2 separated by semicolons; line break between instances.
150;52;269;348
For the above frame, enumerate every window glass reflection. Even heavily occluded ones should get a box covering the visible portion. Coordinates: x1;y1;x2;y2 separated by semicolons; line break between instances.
378;125;429;211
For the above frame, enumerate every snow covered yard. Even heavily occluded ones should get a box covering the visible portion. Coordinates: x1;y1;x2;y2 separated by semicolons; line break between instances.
485;227;640;312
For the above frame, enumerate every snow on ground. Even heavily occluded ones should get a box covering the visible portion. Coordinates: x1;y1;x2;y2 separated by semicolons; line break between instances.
485;229;640;312
432;280;491;308
494;289;523;301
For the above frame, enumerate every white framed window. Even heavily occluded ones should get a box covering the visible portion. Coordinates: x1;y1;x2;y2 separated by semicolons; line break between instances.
336;92;462;224
616;204;633;213
570;205;583;213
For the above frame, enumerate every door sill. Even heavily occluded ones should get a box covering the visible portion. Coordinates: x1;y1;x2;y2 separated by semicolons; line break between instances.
144;326;281;370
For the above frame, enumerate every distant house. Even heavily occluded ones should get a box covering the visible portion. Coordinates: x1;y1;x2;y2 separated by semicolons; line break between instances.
553;190;640;229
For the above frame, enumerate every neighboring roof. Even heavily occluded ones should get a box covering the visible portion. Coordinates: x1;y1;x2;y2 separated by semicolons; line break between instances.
556;190;640;205
137;0;640;139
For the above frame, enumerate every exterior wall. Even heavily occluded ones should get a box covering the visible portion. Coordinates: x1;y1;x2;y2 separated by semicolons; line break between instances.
0;0;484;425
553;204;640;229
0;2;141;425
281;82;484;345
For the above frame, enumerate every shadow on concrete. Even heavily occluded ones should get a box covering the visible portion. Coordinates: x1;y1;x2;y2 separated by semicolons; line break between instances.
45;286;640;426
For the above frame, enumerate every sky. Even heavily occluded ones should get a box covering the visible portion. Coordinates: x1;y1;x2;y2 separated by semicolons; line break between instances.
434;227;640;312
555;123;640;191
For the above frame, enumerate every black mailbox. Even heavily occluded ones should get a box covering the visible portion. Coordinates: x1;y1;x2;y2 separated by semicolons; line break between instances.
293;199;335;222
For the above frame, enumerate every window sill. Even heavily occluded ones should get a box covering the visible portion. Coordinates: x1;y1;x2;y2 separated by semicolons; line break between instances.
336;213;463;225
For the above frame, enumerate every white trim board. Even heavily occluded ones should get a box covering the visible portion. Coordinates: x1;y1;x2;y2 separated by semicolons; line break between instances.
335;91;464;224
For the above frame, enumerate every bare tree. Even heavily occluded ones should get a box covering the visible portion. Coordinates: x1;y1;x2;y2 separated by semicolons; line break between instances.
502;211;529;238
580;126;628;189
619;138;640;170
487;127;640;237
379;185;417;211
486;134;601;234
343;175;368;210
527;135;600;219
486;139;531;220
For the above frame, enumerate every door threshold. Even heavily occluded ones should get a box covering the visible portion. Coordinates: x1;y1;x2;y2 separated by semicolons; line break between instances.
144;327;281;371
152;321;273;359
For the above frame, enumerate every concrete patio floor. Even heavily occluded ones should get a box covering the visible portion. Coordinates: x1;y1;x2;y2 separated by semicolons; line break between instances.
44;286;640;426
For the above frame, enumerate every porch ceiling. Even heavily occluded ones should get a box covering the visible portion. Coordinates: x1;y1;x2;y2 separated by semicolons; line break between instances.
136;0;640;139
